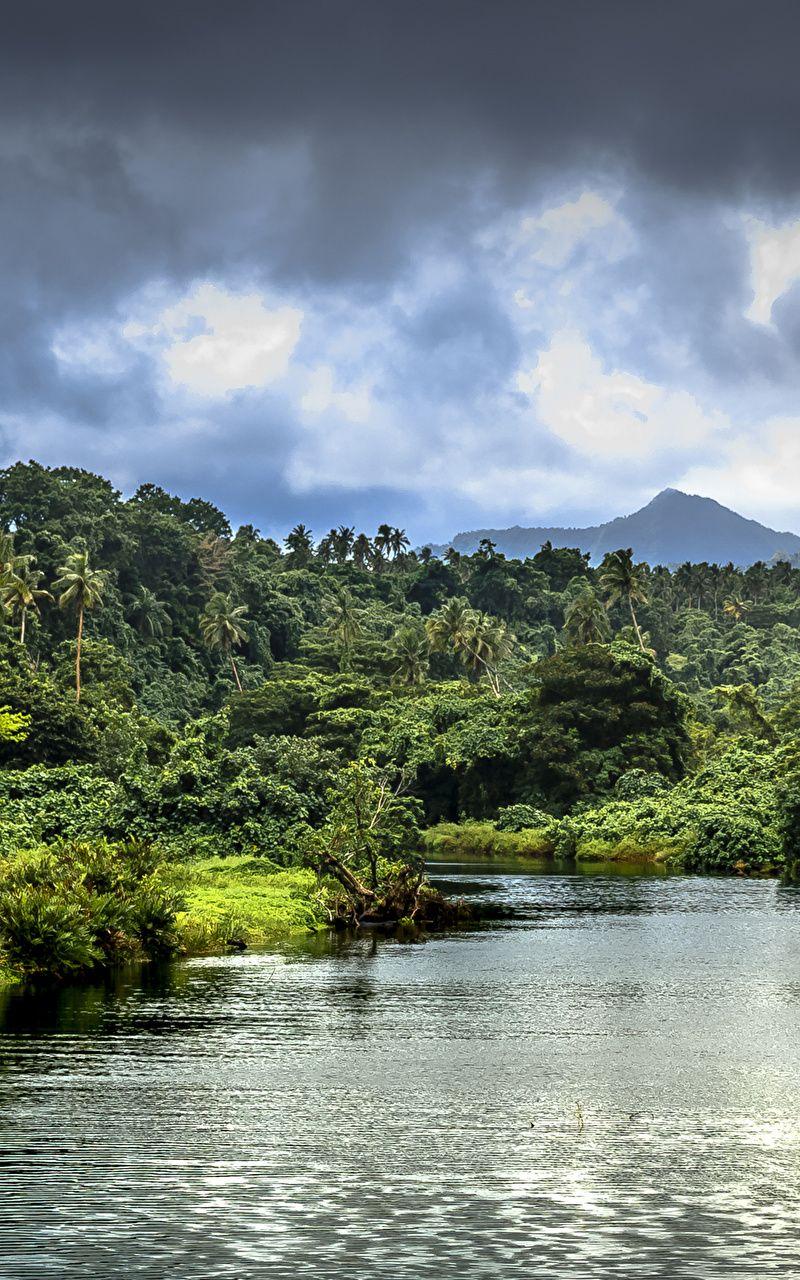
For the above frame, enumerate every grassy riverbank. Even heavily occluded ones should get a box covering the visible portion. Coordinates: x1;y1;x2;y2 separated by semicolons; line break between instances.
170;856;327;953
423;744;787;877
0;841;329;988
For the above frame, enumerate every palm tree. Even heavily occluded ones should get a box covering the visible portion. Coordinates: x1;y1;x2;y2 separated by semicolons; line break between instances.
199;592;248;692
374;524;393;562
2;563;52;644
370;545;388;575
744;561;768;602
389;527;411;561
708;563;723;619
351;533;374;570
128;586;170;640
325;586;363;671
443;546;469;584
460;612;514;694
477;538;498;561
284;524;314;567
425;597;476;655
600;548;649;652
772;558;794;588
651;564;675;612
0;534;42;627
390;625;429;686
316;533;334;565
563;588;611;646
723;596;752;623
52;551;107;701
675;561;695;608
332;525;355;564
427;598;512;695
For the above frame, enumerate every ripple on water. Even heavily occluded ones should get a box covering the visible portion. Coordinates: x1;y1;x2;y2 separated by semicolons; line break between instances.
0;867;799;1277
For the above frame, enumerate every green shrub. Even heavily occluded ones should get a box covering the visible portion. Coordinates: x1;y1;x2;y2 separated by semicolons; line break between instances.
574;834;686;864
613;770;669;801
422;820;556;860
0;887;99;975
569;744;784;873
0;839;183;978
495;803;558;833
0;765;117;856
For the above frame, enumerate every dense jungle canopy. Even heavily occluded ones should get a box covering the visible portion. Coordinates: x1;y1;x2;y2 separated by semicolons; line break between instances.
0;459;799;979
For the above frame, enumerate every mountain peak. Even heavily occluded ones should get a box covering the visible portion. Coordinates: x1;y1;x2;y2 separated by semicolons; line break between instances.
441;490;800;566
647;487;701;506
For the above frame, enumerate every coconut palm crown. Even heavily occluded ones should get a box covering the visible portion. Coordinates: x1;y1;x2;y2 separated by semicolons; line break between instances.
52;550;107;701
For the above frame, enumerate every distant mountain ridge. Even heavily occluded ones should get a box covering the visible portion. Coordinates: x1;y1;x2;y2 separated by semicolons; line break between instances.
434;489;800;567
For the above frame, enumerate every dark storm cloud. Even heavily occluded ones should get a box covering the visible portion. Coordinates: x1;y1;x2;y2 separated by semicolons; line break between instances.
7;0;800;292
590;191;796;392
6;1;800;190
3;1;800;535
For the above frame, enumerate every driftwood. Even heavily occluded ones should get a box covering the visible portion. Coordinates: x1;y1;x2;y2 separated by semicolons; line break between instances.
317;847;468;930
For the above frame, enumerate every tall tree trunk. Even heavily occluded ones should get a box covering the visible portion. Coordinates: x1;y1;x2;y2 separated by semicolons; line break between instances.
19;608;26;645
75;604;84;702
628;596;646;652
230;653;243;693
464;643;502;697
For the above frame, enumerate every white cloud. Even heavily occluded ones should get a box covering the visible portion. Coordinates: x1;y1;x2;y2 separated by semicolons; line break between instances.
300;364;374;423
518;330;726;459
125;282;302;397
744;214;800;326
288;408;417;493
518;191;631;269
679;416;800;528
451;462;600;515
51;322;132;378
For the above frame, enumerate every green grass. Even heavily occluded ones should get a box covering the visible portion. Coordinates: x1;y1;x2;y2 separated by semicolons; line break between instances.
422;821;683;866
422;821;556;861
574;835;687;865
169;856;328;953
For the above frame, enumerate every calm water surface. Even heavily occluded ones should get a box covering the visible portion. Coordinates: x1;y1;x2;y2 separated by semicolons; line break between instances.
1;863;799;1278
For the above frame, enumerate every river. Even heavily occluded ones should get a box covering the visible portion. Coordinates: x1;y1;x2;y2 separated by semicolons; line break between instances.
1;862;799;1277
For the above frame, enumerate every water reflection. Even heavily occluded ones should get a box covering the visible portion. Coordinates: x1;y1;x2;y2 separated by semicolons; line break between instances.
1;865;799;1277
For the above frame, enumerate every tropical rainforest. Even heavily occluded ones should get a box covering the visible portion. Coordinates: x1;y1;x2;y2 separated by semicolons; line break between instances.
0;460;798;981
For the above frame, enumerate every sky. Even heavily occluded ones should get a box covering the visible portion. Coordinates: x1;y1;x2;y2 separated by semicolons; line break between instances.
4;0;800;542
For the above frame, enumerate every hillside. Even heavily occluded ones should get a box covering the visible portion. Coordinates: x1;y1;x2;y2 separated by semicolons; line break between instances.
437;489;800;567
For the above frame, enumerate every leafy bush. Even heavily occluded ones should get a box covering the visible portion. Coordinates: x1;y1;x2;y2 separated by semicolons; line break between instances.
423;820;556;860
613;769;669;801
0;764;118;855
495;803;559;833
112;719;343;861
569;744;785;872
0;887;99;975
0;840;182;978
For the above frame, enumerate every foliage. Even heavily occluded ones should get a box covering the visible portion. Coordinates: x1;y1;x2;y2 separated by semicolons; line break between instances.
0;456;799;980
0;704;30;743
568;744;785;873
171;856;327;952
303;759;423;898
513;643;690;811
423;820;556;860
0;764;118;855
0;840;182;978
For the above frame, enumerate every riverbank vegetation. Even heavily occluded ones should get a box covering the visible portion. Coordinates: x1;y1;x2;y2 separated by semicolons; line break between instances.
1;460;800;979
